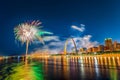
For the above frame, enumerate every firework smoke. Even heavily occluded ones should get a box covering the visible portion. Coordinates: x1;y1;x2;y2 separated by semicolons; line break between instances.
14;20;53;62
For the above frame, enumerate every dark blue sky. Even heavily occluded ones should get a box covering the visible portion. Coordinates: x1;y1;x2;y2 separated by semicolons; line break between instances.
0;0;120;55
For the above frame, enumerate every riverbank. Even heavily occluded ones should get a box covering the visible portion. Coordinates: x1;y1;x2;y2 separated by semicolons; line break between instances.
1;53;120;60
52;53;120;56
50;53;120;59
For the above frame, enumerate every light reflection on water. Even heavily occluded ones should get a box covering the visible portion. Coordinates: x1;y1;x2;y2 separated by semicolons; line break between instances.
0;56;120;80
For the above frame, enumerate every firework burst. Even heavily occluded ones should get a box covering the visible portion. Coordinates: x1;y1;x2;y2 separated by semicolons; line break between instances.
14;20;53;62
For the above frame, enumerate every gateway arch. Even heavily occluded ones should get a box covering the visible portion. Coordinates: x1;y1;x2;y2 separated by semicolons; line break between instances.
64;38;77;55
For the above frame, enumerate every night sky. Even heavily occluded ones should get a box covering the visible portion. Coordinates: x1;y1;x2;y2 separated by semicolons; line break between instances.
0;0;120;55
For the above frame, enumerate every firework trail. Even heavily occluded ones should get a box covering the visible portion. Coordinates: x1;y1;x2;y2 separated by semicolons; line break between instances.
14;20;53;62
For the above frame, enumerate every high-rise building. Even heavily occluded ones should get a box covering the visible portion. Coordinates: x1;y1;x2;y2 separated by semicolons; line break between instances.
105;38;113;51
114;41;117;51
116;43;120;51
113;41;120;51
105;38;112;47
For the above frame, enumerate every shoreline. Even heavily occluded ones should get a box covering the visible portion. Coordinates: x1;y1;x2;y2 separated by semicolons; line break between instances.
1;53;120;59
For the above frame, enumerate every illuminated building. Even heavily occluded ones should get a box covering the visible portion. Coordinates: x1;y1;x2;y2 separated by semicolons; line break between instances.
87;48;92;53
114;41;117;49
92;47;98;52
80;48;87;53
105;38;112;47
113;41;120;51
104;38;113;51
116;43;120;51
98;45;104;52
75;38;120;54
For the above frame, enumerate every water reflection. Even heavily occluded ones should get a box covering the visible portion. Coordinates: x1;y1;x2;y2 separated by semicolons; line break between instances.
0;60;44;80
0;56;120;80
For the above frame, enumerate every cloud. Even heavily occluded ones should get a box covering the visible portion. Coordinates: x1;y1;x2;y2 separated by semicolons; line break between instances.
43;36;60;42
71;24;85;32
34;41;64;54
33;35;99;54
34;47;63;54
72;35;99;49
33;36;60;44
32;24;99;54
33;36;65;54
48;41;63;46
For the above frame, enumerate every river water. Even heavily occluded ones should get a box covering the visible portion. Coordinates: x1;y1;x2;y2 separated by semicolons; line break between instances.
0;56;120;80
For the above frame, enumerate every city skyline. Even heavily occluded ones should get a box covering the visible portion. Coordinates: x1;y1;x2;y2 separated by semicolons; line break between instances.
80;38;120;54
0;0;120;55
1;1;120;80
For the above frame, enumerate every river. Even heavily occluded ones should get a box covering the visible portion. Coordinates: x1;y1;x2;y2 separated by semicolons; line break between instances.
0;56;120;80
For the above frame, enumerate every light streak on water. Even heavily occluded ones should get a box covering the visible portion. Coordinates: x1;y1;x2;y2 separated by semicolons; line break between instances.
0;56;120;80
94;57;99;77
